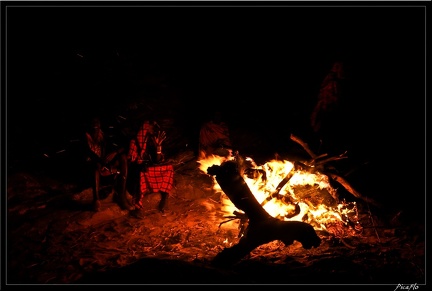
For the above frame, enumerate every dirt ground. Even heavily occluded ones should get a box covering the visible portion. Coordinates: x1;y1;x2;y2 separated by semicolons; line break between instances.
5;150;426;286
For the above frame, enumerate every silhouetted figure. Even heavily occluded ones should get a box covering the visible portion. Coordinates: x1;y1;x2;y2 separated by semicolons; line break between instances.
310;61;347;154
198;111;232;159
84;117;133;211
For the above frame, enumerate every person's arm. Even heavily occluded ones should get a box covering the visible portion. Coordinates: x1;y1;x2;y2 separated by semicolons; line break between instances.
152;130;167;163
85;132;105;165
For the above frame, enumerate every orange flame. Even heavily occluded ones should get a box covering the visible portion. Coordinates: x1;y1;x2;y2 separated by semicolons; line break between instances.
197;154;362;238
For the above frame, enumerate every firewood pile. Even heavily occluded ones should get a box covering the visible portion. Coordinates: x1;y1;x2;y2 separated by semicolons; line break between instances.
203;133;380;243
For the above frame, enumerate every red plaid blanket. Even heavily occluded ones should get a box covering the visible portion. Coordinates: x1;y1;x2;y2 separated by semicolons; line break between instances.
140;164;174;194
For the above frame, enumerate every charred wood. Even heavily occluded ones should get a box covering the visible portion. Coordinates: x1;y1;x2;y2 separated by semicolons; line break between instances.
290;134;379;208
207;161;271;222
328;173;380;207
207;161;321;266
290;133;320;160
212;217;321;267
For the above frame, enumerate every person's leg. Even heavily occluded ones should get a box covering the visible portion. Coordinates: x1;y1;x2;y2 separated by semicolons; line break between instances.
158;191;169;213
129;162;144;209
113;153;134;210
92;164;101;211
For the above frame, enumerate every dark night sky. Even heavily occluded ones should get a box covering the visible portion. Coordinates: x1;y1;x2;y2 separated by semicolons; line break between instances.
4;3;426;199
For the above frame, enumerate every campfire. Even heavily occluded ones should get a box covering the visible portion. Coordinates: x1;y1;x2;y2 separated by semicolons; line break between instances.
197;134;370;241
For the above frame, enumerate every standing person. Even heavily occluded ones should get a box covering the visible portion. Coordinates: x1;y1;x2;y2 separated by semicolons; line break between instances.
310;61;347;153
127;120;173;213
198;111;233;160
84;117;133;212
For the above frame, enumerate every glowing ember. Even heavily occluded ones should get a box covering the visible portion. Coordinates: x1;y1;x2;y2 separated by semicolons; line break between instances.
197;154;362;238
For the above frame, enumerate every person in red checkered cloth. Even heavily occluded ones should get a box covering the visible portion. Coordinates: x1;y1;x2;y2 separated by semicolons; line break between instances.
127;120;173;213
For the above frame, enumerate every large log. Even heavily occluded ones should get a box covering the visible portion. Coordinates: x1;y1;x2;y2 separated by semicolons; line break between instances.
207;161;321;267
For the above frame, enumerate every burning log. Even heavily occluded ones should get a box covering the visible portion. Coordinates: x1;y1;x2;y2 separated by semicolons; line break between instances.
259;161;301;218
208;161;271;222
207;161;321;267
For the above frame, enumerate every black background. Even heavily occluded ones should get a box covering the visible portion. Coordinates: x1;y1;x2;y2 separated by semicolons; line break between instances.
4;3;426;215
